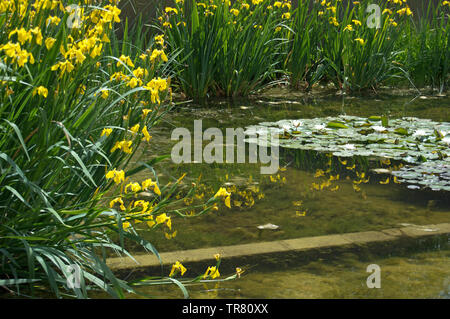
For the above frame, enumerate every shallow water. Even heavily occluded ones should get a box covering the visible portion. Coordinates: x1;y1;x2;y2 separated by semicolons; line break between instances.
123;91;450;298
131;245;450;299
128;92;450;252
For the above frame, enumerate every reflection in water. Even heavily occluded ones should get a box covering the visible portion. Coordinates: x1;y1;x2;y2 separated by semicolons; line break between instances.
131;245;449;299
126;92;450;299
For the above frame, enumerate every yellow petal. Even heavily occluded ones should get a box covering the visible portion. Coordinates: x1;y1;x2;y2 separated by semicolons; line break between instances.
224;196;231;209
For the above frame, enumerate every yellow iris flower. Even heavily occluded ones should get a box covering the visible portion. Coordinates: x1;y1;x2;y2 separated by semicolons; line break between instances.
142;126;152;142
169;261;187;277
105;169;125;184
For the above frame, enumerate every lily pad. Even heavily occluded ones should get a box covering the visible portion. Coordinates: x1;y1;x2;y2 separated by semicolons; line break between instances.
244;115;450;191
391;160;450;192
327;121;348;129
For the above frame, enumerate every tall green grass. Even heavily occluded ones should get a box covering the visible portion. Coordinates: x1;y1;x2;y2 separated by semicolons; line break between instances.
157;0;449;96
341;1;405;91
0;0;219;298
288;0;448;93
160;0;290;100
399;1;449;93
161;0;225;100
296;0;404;92
284;0;323;89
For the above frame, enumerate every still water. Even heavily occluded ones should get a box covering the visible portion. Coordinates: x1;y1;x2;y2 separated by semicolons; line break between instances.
124;90;450;298
130;245;449;299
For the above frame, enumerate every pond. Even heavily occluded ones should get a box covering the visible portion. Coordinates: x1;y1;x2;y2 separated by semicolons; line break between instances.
121;89;450;298
130;242;450;299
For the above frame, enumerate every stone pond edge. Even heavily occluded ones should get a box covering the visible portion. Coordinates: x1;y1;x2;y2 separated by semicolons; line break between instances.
106;223;450;276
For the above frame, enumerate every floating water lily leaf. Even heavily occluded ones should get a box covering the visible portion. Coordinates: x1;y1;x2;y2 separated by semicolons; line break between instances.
244;115;450;191
394;128;409;136
434;129;444;139
391;160;450;192
327;121;348;129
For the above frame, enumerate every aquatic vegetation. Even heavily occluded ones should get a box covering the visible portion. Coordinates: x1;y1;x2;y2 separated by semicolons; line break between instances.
307;0;406;91
169;261;187;277
0;0;218;299
290;0;449;92
283;0;319;89
159;0;291;99
392;160;450;191
245;115;450;190
245;116;450;163
154;0;449;96
397;1;450;93
203;265;220;279
340;1;405;91
117;97;450;268
130;254;242;299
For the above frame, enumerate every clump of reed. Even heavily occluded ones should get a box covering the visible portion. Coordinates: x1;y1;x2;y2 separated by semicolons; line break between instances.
157;0;449;96
0;0;219;298
159;0;292;100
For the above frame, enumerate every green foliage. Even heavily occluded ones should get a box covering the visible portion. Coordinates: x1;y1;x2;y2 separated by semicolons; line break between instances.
284;0;321;89
0;0;213;299
157;0;450;96
160;0;289;100
399;1;450;93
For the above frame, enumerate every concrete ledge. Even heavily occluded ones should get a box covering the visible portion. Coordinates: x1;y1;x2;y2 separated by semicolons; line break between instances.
107;223;450;274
